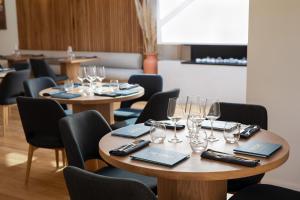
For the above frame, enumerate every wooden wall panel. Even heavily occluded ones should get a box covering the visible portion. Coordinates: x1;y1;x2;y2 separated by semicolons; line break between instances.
16;0;143;53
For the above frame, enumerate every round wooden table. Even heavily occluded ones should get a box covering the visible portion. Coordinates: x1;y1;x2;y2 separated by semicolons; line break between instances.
99;127;289;200
39;86;144;124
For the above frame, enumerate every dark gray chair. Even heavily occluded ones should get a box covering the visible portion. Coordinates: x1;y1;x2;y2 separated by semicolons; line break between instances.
30;58;68;82
11;62;30;71
59;110;157;193
0;70;30;136
218;102;268;192
114;74;163;121
17;97;67;183
229;184;300;200
64;166;157;200
111;88;180;130
23;77;72;115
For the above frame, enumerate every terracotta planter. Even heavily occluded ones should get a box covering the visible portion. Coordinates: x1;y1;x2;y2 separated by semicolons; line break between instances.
143;54;158;74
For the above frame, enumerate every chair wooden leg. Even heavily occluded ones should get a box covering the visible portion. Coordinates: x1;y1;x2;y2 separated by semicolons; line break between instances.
61;149;67;167
1;105;9;136
55;149;59;169
25;144;36;184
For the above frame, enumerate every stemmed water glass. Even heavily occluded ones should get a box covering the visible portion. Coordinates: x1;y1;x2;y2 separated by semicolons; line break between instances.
206;99;221;142
86;65;97;91
95;65;106;86
77;66;87;85
167;97;183;143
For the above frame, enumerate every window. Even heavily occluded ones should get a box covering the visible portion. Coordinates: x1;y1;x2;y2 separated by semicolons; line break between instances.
157;0;249;45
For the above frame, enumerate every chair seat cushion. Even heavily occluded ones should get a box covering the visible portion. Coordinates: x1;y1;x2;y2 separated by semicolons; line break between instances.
54;74;68;82
229;184;300;200
64;109;73;115
29;134;64;149
114;108;142;121
228;173;265;192
97;166;157;193
110;118;137;130
0;96;17;105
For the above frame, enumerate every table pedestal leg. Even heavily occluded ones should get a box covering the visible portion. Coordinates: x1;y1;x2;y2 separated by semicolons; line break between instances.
60;63;80;82
72;103;114;124
158;178;227;200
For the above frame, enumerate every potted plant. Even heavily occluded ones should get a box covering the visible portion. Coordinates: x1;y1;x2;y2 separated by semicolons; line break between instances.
134;0;157;74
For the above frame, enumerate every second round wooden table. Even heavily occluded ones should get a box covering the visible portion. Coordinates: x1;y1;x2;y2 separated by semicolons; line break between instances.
40;86;144;124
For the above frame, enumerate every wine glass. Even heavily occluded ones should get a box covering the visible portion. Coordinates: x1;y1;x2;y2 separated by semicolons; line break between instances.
86;66;97;90
96;65;105;86
185;96;206;137
206;99;221;142
167;97;183;143
77;66;87;85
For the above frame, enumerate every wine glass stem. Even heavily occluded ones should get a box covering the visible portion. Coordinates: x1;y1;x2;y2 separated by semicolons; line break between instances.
210;120;214;138
174;122;177;139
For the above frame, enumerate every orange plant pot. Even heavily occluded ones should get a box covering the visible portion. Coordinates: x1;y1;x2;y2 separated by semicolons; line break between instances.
143;54;158;74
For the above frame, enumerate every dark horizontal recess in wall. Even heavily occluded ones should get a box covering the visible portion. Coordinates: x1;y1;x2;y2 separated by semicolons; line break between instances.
183;45;247;67
191;45;247;59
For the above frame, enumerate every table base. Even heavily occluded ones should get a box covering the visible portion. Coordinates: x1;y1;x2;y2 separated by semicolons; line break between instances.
158;178;227;200
72;103;114;124
60;62;80;82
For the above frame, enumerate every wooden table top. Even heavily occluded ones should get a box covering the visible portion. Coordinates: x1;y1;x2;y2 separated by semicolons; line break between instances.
39;86;144;105
99;128;289;181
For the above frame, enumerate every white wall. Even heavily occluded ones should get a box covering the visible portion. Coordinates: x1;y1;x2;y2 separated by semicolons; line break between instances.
247;0;300;190
0;0;18;55
159;60;247;103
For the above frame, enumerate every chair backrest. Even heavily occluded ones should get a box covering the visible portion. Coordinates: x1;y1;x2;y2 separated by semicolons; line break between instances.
59;110;112;169
218;102;268;129
121;74;163;108
135;89;180;124
0;70;30;105
11;62;30;71
30;59;57;80
24;77;56;98
64;166;157;200
17;97;66;147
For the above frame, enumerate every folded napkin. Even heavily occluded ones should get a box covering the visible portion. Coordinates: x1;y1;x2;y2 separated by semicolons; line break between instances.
109;140;151;156
50;92;81;99
42;91;65;97
201;149;260;167
52;83;81;90
144;119;185;130
240;125;261;138
95;89;139;98
119;83;139;90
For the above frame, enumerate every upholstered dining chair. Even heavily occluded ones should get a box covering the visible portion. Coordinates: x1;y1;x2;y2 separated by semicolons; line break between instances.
59;110;157;193
111;88;180;130
64;166;157;200
218;102;268;192
17;97;67;184
10;62;30;71
30;58;68;82
0;69;30;136
114;74;163;121
23;77;72;115
229;184;300;200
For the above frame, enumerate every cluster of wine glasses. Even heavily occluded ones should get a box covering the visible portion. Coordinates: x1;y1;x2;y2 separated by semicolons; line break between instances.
167;96;221;152
77;64;105;95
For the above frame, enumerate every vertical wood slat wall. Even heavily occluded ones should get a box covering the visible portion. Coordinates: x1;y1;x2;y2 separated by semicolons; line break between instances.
16;0;143;53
